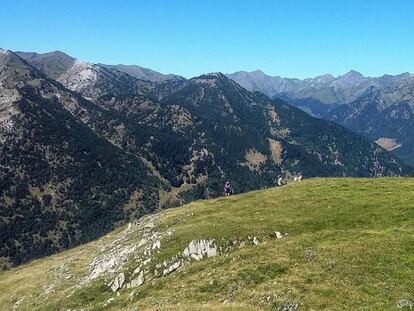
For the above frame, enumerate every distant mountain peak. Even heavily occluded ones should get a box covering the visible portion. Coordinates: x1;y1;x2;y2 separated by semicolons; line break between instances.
342;70;364;78
192;72;229;83
311;73;335;83
0;49;44;83
200;72;225;78
250;69;266;75
335;70;367;87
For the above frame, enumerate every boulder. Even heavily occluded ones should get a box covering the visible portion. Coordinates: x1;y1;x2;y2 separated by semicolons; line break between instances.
163;260;181;276
183;239;217;260
282;303;298;311
104;298;115;307
133;265;142;275
167;228;175;236
397;299;413;309
152;240;161;250
274;231;283;239
144;222;155;231
127;271;145;288
110;272;125;292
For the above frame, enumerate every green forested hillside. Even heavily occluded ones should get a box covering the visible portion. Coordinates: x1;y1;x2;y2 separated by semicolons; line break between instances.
0;51;161;269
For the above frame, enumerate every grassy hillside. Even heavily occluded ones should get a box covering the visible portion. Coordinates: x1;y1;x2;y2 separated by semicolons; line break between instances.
1;178;414;310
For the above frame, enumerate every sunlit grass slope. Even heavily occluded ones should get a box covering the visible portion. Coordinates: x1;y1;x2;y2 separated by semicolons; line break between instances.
1;178;414;310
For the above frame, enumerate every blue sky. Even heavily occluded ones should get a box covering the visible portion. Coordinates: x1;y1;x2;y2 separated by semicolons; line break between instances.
1;0;414;78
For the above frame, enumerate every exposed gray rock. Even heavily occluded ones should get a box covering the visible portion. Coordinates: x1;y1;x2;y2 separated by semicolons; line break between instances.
144;222;155;231
167;228;175;236
152;240;161;250
304;248;316;262
127;271;145;288
128;289;137;301
183;239;217;260
133;265;143;275
110;272;125;292
274;231;284;239
104;297;115;307
163;260;181;276
397;299;413;309
282;302;299;311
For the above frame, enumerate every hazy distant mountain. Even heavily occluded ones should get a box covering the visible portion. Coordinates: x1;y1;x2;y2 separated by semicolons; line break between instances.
228;69;414;166
328;82;414;166
227;70;413;116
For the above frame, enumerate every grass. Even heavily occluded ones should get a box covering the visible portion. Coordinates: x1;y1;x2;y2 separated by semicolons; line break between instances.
1;178;414;310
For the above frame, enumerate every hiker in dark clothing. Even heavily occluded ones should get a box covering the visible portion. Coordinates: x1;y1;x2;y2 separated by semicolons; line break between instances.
223;181;234;196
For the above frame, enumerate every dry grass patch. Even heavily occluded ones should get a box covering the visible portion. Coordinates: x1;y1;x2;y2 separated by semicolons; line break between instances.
245;149;267;170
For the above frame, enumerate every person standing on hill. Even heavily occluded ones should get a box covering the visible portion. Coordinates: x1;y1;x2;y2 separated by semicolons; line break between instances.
223;181;233;196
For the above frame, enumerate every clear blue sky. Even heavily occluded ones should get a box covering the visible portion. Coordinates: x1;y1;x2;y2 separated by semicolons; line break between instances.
1;0;413;78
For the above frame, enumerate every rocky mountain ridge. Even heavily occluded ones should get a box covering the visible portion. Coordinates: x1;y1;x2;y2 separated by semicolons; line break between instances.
328;81;414;165
227;69;414;166
227;70;414;111
0;50;162;268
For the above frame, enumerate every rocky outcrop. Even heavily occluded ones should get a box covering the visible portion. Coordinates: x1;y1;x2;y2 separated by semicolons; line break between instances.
110;272;125;292
274;231;284;239
127;271;145;288
397;299;413;309
183;239;218;260
162;260;182;276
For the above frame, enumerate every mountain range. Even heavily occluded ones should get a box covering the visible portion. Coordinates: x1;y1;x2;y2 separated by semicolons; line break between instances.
227;70;414;166
0;48;411;269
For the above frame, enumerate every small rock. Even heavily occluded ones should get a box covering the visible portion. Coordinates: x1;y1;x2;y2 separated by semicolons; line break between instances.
304;248;315;262
167;228;175;236
144;222;155;231
190;253;203;261
104;298;115;307
163;260;181;276
128;289;137;301
274;231;283;239
253;237;259;245
133;265;142;275
282;302;298;311
152;240;161;250
127;271;145;288
183;239;217;260
397;299;413;309
110;272;125;292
